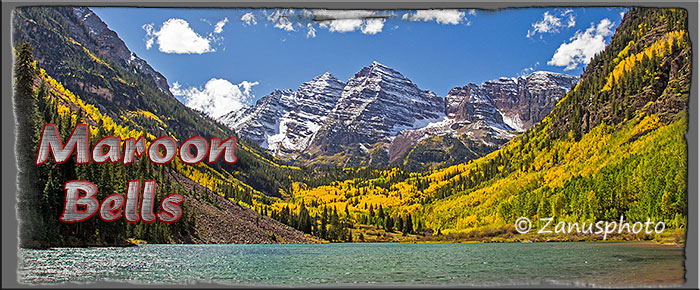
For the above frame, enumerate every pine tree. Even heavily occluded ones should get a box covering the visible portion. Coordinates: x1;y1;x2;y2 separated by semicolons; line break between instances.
298;203;312;234
384;216;394;232
15;42;46;248
41;168;62;243
320;206;328;239
404;214;414;234
330;206;340;241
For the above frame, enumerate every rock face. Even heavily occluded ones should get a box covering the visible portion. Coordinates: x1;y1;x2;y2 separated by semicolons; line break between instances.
390;72;577;170
13;6;173;115
444;72;577;132
219;72;345;158
305;62;445;165
70;7;171;93
221;63;576;170
494;71;579;131
220;61;445;165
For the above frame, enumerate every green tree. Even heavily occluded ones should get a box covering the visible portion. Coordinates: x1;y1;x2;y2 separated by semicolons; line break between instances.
14;42;46;248
384;216;394;232
404;214;414;234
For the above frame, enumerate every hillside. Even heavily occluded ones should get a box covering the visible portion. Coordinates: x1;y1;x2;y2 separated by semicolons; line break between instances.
13;7;315;247
268;7;690;241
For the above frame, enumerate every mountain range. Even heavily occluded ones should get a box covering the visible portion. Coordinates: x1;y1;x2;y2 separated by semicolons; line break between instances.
219;63;577;170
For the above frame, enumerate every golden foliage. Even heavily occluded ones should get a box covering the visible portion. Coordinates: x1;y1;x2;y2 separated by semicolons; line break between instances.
603;30;686;91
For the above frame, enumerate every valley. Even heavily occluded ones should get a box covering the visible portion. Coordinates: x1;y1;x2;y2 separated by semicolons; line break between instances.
12;6;690;247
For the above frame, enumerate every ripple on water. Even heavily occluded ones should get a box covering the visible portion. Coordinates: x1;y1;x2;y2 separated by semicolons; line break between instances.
18;242;685;286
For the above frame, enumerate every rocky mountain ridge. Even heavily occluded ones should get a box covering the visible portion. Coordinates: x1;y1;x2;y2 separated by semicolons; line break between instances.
220;63;577;170
389;71;577;170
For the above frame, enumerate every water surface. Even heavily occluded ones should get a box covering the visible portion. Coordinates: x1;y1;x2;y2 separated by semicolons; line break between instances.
19;242;685;286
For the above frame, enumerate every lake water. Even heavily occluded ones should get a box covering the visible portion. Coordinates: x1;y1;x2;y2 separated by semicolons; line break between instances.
19;242;685;287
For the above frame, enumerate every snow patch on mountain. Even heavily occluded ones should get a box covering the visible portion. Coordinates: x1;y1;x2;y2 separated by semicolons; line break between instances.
219;63;576;167
498;109;525;132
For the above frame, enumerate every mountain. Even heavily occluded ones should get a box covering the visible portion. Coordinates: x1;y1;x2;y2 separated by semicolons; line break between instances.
271;7;690;241
220;61;446;168
446;71;579;132
14;7;212;139
71;7;171;93
223;63;576;171
304;61;445;167
389;71;577;171
497;71;579;131
13;7;315;247
219;72;346;158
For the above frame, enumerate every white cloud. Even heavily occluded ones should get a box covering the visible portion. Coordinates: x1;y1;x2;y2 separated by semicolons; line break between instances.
596;18;613;35
527;11;561;38
547;18;614;71
213;18;228;33
318;19;361;33
314;10;388;35
468;9;477;16
306;23;317;38
317;18;385;35
143;18;215;54
527;10;576;38
142;23;155;49
171;79;258;118
252;9;391;37
274;19;295;31
564;11;576;27
519;61;540;76
401;9;466;25
267;9;296;31
241;12;257;26
361;18;385;35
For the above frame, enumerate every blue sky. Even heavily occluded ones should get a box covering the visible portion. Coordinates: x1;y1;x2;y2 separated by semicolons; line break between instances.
91;7;628;118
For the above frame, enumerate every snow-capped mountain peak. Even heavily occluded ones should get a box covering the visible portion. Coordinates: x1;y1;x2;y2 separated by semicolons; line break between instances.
219;71;346;157
219;64;576;168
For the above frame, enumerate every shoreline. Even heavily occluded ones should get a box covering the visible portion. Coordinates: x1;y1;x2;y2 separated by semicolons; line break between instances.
20;238;685;249
20;226;686;249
